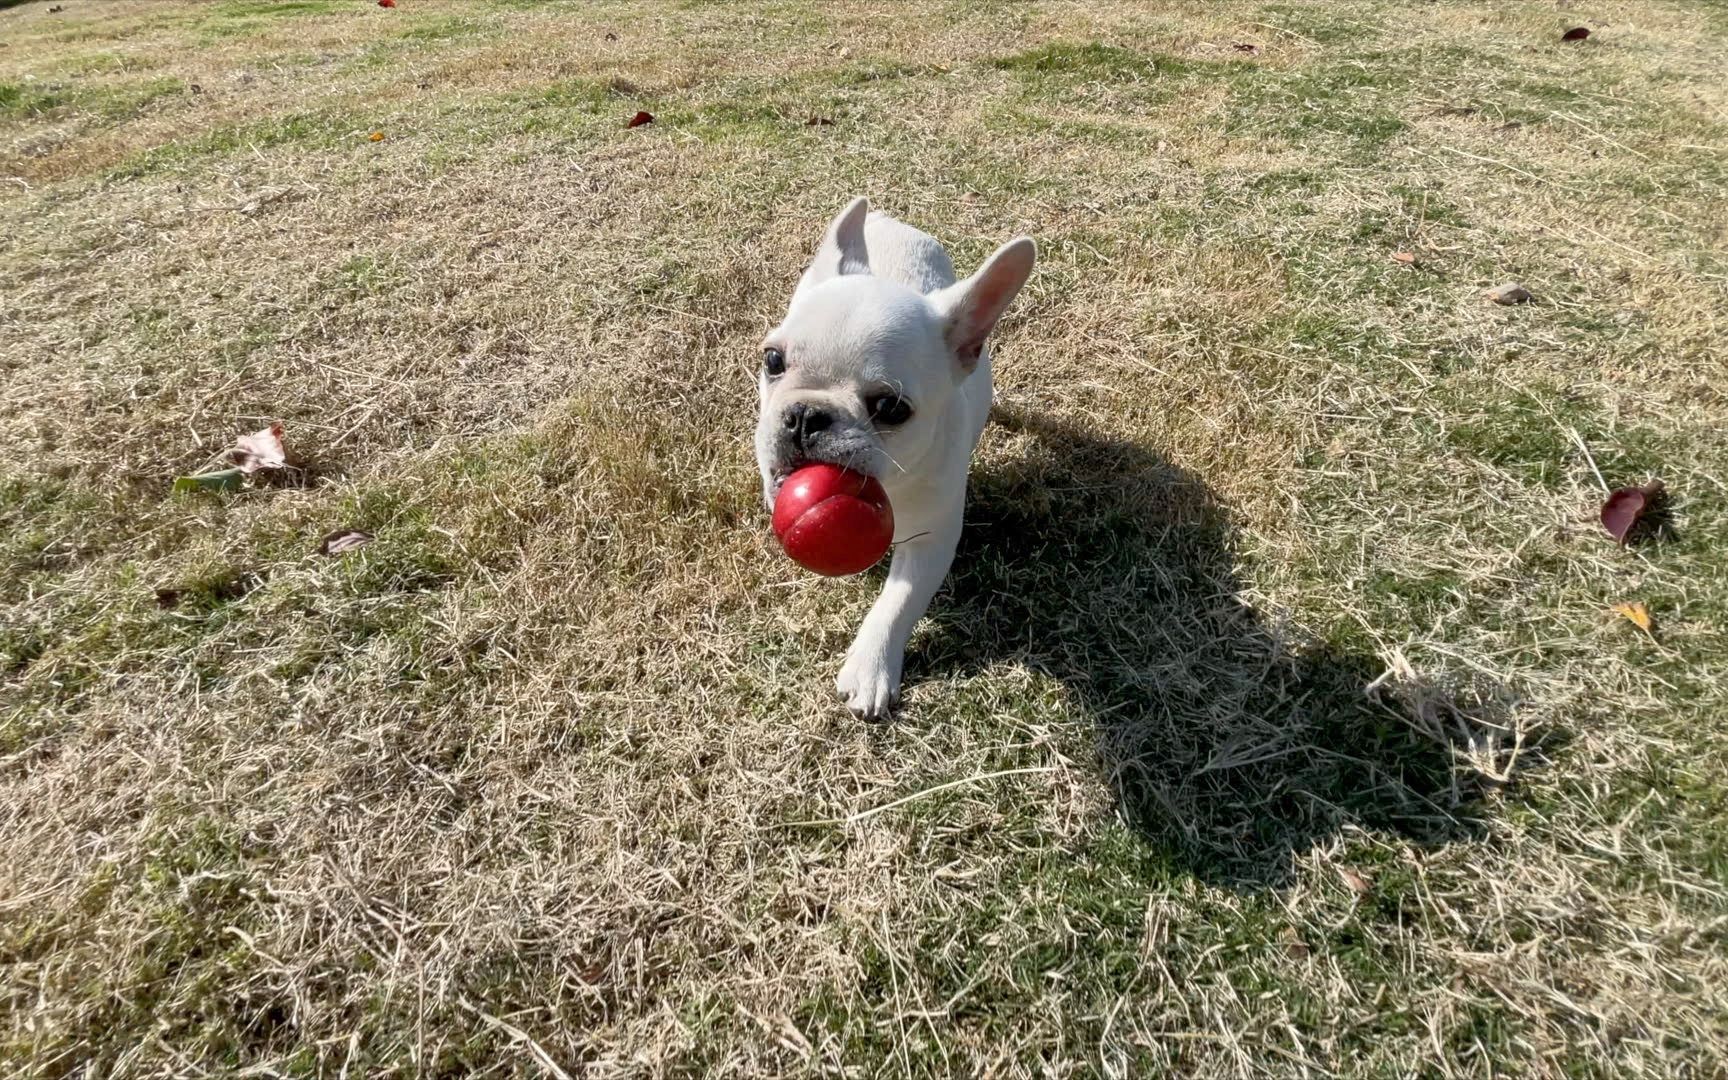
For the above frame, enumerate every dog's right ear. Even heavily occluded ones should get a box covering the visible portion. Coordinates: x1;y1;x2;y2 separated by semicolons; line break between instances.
793;196;871;298
932;236;1036;375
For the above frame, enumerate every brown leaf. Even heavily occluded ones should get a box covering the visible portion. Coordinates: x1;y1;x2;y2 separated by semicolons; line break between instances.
1484;281;1532;304
1391;250;1416;265
1610;601;1654;637
806;115;834;126
1337;867;1371;896
368;131;385;142
1561;27;1590;42
318;529;374;556
230;423;286;474
1279;925;1311;960
1600;480;1663;545
626;110;654;128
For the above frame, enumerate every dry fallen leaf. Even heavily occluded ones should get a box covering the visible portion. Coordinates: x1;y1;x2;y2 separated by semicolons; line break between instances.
1484;282;1532;304
1391;250;1416;265
806;115;834;126
1610;601;1654;637
368;131;386;142
1562;27;1590;42
1337;867;1371;896
626;110;654;128
231;423;286;474
1279;925;1311;960
1601;480;1663;545
318;529;374;556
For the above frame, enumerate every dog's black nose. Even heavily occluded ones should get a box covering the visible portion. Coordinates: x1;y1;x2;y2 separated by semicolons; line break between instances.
783;403;832;442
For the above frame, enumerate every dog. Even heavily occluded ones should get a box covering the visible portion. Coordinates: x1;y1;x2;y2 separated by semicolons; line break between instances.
754;197;1036;718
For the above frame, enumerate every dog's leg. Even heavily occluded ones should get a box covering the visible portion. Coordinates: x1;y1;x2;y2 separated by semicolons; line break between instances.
836;508;962;720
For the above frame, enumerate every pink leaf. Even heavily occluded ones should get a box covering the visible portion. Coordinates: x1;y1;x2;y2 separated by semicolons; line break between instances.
230;423;286;474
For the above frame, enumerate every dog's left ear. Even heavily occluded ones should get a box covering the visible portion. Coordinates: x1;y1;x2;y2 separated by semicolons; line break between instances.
933;237;1036;373
794;196;872;299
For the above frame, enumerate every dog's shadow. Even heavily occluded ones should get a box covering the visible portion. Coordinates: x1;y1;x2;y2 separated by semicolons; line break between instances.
908;406;1545;887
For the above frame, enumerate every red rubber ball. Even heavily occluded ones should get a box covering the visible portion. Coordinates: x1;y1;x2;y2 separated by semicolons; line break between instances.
771;463;894;577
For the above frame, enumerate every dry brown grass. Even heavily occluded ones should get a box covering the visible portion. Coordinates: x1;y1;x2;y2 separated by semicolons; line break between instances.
3;1;1727;1076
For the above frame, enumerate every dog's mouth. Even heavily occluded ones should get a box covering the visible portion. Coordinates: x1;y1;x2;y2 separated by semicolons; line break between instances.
767;460;807;502
766;453;876;502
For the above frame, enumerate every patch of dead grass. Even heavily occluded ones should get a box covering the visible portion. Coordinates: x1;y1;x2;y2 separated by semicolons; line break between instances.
3;1;1728;1076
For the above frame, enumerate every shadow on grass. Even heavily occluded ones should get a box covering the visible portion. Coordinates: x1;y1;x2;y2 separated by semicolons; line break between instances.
910;405;1550;887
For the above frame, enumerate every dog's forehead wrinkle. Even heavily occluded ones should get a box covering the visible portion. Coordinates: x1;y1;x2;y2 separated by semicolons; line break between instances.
780;276;947;392
788;278;934;339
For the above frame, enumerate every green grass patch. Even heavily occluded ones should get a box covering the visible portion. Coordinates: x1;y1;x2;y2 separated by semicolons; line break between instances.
109;110;369;176
196;0;352;42
1441;382;1616;489
992;42;1160;79
0;80;72;118
394;12;493;43
1225;62;1408;155
0;73;184;122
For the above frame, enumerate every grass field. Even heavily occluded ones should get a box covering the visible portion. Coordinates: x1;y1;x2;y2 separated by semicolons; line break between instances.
3;0;1727;1075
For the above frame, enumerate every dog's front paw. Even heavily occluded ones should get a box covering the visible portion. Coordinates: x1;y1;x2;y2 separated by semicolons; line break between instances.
836;649;901;721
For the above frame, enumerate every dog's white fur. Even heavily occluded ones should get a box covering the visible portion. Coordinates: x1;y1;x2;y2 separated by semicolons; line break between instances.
755;197;1036;718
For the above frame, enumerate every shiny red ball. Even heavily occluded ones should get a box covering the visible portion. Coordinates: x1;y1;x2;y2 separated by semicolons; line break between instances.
771;464;894;577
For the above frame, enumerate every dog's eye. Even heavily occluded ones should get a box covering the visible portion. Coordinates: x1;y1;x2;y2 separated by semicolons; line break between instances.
868;394;913;426
762;348;786;377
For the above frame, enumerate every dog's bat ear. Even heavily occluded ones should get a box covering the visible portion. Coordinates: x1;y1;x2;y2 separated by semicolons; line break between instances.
827;196;872;276
935;236;1036;374
795;196;872;297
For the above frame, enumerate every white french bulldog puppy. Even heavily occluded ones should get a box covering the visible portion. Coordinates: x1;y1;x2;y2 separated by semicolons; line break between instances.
755;197;1036;719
